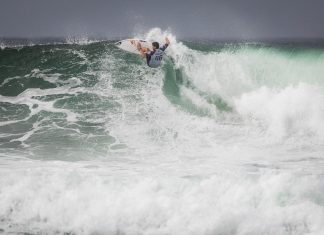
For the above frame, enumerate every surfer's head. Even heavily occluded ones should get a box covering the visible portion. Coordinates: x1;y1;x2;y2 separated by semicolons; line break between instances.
152;42;159;50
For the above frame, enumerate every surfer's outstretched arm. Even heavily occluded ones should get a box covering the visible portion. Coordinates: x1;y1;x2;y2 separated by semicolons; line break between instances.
165;37;170;45
160;37;170;52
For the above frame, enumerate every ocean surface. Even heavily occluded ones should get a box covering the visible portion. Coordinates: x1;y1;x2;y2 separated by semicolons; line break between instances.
1;28;324;235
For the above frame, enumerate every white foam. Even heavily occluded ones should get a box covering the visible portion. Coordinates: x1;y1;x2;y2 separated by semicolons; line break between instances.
0;84;83;127
0;42;5;50
0;161;323;235
234;84;324;140
65;35;100;45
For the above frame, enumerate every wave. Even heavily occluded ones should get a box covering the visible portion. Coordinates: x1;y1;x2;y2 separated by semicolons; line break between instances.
1;29;324;142
1;28;324;235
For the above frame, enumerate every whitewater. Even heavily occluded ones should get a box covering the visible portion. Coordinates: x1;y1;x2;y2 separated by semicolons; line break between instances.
0;28;324;235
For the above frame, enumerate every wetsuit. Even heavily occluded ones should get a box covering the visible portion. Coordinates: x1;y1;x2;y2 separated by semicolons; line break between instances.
146;44;169;68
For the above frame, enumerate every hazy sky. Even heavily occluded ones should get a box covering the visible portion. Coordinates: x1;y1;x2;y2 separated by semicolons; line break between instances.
1;0;324;40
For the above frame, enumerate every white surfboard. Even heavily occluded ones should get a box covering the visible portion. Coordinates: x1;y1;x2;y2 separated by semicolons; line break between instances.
115;39;153;55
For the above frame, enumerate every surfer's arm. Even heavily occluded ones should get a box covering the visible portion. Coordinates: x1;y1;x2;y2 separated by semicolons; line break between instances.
160;37;170;51
160;44;169;51
141;48;152;58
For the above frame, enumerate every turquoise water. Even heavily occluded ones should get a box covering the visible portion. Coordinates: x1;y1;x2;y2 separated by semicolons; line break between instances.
1;29;324;234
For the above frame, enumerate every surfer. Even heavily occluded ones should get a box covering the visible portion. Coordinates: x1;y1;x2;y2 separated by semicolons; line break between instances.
137;37;170;68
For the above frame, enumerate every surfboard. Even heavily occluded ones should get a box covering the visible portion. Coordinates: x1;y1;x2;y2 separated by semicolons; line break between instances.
115;39;153;55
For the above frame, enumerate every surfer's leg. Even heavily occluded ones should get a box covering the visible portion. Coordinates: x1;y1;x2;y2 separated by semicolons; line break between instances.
146;54;151;66
137;43;147;58
137;42;142;51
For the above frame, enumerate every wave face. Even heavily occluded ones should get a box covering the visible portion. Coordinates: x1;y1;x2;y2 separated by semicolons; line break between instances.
1;29;324;234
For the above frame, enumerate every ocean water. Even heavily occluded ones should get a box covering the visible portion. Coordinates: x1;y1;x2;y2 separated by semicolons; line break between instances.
0;28;324;235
